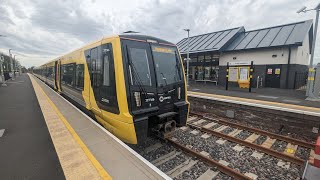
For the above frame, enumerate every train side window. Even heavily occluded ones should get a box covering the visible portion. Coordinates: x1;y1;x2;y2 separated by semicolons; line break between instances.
103;55;110;86
61;64;75;87
75;64;84;90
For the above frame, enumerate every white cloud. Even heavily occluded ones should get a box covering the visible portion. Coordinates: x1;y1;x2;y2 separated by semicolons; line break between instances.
0;0;319;67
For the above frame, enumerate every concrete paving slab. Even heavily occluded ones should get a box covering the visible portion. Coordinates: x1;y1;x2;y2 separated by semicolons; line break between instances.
232;144;244;152
216;139;226;145
201;133;211;139
197;169;219;180
190;129;199;135
218;160;229;166
245;172;258;180
251;151;264;160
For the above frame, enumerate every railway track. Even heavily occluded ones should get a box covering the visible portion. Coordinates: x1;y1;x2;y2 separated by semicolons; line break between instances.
188;112;316;166
132;113;313;179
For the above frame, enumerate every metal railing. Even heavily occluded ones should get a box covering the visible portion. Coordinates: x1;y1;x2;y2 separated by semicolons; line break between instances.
294;71;308;90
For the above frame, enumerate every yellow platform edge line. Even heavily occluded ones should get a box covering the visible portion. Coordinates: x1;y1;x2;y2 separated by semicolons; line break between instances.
31;75;112;180
189;91;320;112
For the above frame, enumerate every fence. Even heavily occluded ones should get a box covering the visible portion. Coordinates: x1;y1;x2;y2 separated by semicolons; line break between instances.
293;71;308;90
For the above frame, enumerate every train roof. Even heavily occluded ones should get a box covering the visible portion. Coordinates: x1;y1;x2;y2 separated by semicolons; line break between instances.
38;34;175;67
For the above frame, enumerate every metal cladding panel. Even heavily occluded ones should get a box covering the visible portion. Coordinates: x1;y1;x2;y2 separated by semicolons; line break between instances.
215;28;241;49
191;33;216;51
245;29;269;49
180;36;201;51
271;25;295;46
285;23;307;45
234;31;259;50
177;38;187;46
198;32;222;50
257;27;282;47
189;34;210;51
225;33;247;51
205;30;230;49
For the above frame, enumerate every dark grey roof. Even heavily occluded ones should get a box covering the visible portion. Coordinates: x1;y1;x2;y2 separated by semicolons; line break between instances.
177;27;244;54
225;20;313;51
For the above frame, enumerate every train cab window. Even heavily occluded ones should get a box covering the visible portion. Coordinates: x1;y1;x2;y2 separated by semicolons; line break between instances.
129;48;152;86
103;55;110;86
61;64;75;87
75;64;84;90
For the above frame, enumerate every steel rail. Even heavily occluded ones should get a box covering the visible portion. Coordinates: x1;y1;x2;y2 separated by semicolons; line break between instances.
190;112;315;149
166;138;251;180
187;123;305;166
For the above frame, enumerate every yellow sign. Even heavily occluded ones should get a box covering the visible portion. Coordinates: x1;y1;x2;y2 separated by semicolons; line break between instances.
275;68;281;75
153;47;174;53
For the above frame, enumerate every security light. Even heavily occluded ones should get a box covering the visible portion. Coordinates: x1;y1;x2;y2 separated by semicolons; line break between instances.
297;6;307;13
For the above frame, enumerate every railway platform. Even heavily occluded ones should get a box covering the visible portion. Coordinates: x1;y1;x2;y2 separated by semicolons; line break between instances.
188;82;320;116
0;73;169;180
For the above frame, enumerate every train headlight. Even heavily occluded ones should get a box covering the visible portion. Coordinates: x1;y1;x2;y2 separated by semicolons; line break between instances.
134;92;142;107
178;87;181;100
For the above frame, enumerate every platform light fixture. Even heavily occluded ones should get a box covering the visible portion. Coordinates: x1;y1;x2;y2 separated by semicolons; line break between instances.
297;3;320;98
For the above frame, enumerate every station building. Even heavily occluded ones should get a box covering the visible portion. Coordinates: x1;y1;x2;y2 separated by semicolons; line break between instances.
177;20;314;89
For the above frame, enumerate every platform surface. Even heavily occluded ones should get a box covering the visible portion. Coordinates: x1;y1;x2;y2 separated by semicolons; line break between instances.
0;74;65;179
188;83;320;116
189;82;320;108
1;74;170;179
30;74;169;180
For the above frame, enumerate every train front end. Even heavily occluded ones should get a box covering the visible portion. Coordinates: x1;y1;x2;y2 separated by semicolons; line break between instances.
120;35;189;144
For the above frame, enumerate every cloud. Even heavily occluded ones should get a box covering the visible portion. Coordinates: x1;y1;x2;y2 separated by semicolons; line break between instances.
0;0;319;67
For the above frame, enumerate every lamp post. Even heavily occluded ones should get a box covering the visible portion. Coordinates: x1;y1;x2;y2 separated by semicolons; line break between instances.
8;49;15;80
183;29;190;86
13;55;18;78
297;3;320;98
0;54;6;86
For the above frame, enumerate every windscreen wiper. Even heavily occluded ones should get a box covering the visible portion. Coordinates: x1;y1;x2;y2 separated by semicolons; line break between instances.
160;73;168;86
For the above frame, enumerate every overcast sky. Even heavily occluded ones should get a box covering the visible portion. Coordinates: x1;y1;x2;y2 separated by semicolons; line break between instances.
0;0;319;67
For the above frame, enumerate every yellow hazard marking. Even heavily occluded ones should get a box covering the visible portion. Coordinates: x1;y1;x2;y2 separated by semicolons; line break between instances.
308;77;315;81
286;148;295;154
29;74;112;180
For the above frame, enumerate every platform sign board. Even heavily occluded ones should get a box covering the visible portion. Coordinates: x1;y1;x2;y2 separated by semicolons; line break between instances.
275;68;281;75
239;67;249;81
229;61;251;66
228;67;238;82
267;68;273;74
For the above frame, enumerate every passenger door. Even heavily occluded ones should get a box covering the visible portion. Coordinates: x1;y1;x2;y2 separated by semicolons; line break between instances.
265;65;281;88
86;44;119;114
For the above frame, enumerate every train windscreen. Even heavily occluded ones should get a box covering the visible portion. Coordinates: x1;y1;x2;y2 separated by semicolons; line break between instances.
151;45;183;87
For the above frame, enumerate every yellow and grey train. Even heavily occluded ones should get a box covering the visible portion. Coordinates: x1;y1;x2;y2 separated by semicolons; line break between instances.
33;35;189;144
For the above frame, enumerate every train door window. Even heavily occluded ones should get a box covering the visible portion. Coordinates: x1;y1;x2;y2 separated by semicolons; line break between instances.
90;48;99;87
75;64;84;90
103;55;110;86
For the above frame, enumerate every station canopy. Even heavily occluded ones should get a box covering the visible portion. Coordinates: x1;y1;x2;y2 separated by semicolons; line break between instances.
177;20;313;55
